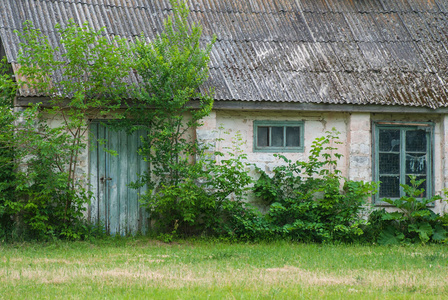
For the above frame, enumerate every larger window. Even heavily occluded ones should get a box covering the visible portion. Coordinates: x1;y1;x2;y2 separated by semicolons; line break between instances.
253;121;304;152
373;122;433;203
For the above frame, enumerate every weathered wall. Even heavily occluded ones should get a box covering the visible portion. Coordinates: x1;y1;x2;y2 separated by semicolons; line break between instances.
43;113;90;186
348;113;371;182
197;109;448;213
212;110;348;175
36;108;448;217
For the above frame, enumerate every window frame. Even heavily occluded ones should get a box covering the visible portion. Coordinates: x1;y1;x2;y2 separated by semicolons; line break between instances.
372;121;434;205
253;120;304;153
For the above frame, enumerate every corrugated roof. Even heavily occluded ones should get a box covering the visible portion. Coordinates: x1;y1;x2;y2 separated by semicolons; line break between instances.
1;0;448;108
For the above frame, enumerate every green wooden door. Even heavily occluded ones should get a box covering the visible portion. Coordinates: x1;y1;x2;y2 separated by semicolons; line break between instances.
89;122;148;235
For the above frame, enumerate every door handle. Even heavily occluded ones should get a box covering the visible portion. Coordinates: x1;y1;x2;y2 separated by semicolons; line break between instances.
100;177;112;183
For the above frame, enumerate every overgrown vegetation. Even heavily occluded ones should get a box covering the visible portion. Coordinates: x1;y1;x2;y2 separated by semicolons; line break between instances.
0;57;16;241
1;0;447;244
119;0;217;237
0;19;131;241
368;176;448;245
245;129;378;243
142;129;254;240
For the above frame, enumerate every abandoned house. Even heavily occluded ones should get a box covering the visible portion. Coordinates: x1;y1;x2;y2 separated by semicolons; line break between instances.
1;0;448;234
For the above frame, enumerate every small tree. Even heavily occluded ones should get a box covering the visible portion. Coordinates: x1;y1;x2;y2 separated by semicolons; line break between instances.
17;20;132;193
124;0;216;234
0;57;17;240
0;21;132;240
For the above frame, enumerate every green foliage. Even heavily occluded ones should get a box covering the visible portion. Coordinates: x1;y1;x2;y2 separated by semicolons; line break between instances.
16;20;131;190
373;176;447;245
144;130;254;236
0;20;131;241
0;57;17;241
0;57;16;106
252;129;378;243
0;104;92;240
17;20;131;105
118;0;219;235
204;130;264;240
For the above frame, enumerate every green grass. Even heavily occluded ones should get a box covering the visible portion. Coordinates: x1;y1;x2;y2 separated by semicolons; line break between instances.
1;238;447;299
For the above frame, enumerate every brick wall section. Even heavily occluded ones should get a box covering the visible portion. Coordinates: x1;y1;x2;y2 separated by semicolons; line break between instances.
348;113;371;182
439;115;448;214
196;111;218;157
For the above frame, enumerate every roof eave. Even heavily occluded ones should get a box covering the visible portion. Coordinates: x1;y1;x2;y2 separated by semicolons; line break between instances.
211;100;448;114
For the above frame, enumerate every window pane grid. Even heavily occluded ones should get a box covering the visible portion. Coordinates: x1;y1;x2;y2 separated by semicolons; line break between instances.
375;125;431;202
254;121;304;152
258;126;299;148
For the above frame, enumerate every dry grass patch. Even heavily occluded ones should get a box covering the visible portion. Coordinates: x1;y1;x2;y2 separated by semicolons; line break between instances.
263;265;356;285
0;240;447;298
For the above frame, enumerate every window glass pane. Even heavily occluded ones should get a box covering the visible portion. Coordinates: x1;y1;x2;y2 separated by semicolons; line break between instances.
254;122;303;151
271;127;284;147
379;153;399;174
379;176;400;198
377;125;431;202
285;127;300;147
405;176;427;198
406;130;426;152
379;129;400;152
257;126;269;147
406;153;427;174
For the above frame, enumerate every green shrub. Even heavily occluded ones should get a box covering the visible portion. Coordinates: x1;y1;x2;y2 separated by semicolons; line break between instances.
0;104;94;241
253;129;377;243
0;57;18;241
0;18;131;241
143;130;254;238
372;176;447;245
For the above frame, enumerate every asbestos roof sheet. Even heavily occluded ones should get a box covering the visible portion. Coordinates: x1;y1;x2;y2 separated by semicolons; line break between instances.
379;0;414;13
325;0;386;13
1;0;448;108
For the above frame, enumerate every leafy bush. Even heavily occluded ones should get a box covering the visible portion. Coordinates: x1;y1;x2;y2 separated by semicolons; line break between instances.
0;58;18;241
120;0;220;238
253;129;378;243
372;176;447;245
143;130;255;238
0;104;93;241
0;19;131;241
0;122;15;241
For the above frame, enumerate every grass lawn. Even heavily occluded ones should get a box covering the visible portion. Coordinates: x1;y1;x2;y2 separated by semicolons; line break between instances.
0;238;447;299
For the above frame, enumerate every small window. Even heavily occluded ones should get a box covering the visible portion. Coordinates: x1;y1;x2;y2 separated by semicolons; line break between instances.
373;122;433;203
254;121;304;152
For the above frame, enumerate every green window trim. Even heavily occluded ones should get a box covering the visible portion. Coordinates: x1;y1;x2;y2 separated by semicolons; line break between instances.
253;120;304;152
373;121;434;205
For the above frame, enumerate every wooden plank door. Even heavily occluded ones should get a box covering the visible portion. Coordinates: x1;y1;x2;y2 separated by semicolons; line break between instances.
89;122;148;235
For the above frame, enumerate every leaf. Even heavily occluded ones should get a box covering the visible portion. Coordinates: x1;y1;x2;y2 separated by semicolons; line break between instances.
411;210;431;218
432;225;448;242
382;212;403;221
378;226;404;245
408;222;433;244
382;198;394;205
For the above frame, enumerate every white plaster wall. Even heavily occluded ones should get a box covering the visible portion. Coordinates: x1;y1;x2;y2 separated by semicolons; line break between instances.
43;113;90;187
197;110;448;213
199;110;349;177
441;115;448;214
37;108;448;215
348;113;371;182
